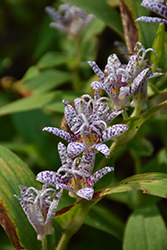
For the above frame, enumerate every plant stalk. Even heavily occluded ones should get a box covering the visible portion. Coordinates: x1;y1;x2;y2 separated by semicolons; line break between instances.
42;236;47;250
56;231;72;250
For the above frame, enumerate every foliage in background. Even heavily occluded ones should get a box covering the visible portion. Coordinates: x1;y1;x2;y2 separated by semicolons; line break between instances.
1;0;167;249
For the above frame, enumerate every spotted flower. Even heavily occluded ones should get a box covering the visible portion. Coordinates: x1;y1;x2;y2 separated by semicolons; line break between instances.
43;96;128;158
135;0;167;24
36;147;114;200
57;142;96;178
14;185;63;241
88;42;162;111
45;3;94;37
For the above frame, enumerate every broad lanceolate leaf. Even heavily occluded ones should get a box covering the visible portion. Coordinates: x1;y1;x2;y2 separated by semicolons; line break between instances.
99;172;167;198
0;146;41;250
123;205;167;250
63;0;124;38
0;90;80;116
24;69;73;93
55;172;167;239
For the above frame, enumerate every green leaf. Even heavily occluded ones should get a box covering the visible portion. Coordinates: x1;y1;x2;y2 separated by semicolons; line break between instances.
0;145;41;250
37;52;68;69
84;204;124;240
101;172;167;198
123;205;167;250
0;92;57;116
64;0;124;38
55;199;99;236
24;69;73;93
55;172;167;237
151;23;165;68
0;90;81;116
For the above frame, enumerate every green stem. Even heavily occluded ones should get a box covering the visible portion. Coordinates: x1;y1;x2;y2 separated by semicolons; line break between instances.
131;106;141;117
56;231;72;250
71;37;82;91
122;110;128;120
42;236;47;250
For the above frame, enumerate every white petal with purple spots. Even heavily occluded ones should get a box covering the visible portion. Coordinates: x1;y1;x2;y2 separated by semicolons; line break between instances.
76;187;94;200
67;142;87;158
91;143;110;157
99;124;129;142
42;126;76;142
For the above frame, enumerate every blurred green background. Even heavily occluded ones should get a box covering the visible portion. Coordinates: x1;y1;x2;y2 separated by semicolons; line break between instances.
1;0;167;249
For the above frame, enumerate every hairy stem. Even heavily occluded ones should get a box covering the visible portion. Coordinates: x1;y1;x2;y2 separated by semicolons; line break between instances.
42;236;47;250
122;110;128;119
131;106;141;117
56;231;72;250
71;37;82;91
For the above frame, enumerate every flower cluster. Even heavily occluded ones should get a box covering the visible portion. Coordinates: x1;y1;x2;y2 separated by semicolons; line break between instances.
136;0;167;24
36;142;114;201
14;185;63;241
39;93;128;200
14;3;164;242
45;3;94;37
88;42;162;111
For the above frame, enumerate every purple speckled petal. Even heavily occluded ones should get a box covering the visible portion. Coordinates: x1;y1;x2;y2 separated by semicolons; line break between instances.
67;142;87;158
19;185;31;201
36;171;68;187
105;109;124;124
91;143;110;157
105;54;121;74
146;72;164;80
62;99;70;106
79;149;96;177
84;14;95;26
64;103;78;129
136;16;167;24
45;189;63;225
45;6;63;22
141;0;167;19
56;183;74;191
86;166;114;187
14;194;28;214
94;89;101;100
129;68;150;95
88;61;106;82
42;126;76;142
76;187;94;200
91;81;116;100
99;124;129;143
24;200;45;240
58;142;70;165
126;55;137;76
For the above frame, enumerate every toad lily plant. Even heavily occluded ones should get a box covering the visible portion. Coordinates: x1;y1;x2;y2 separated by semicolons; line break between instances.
88;42;162;113
9;2;167;250
14;185;63;241
42;95;128;157
45;3;94;38
36;142;114;201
